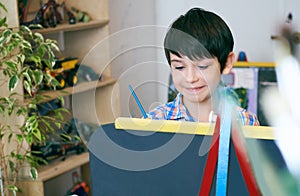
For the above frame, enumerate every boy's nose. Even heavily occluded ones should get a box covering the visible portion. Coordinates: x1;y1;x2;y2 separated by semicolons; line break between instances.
186;67;199;83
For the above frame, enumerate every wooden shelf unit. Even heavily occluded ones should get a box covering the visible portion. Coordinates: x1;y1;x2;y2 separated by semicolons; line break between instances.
3;0;119;195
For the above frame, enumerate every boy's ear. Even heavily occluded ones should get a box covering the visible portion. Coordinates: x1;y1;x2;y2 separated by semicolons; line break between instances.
222;52;235;74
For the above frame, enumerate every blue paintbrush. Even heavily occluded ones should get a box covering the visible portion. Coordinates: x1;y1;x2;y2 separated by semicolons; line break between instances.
128;84;147;118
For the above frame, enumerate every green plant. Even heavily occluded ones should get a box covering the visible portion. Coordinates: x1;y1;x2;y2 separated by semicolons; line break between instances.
0;3;68;195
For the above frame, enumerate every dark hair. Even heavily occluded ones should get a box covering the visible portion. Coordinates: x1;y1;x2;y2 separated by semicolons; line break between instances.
164;8;234;72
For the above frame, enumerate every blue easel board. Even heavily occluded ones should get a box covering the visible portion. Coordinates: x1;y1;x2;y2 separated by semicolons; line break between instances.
89;123;286;196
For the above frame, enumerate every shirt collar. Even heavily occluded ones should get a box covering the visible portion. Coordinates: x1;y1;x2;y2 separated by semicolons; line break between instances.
167;93;196;121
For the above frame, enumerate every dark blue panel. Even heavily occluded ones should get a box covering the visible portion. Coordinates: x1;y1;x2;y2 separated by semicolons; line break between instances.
89;123;285;196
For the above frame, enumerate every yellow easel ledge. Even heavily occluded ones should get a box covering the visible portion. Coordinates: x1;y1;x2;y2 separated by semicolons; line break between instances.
114;117;275;140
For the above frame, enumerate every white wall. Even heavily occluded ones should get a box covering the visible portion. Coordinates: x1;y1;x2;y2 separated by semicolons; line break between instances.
109;0;300;117
109;0;159;117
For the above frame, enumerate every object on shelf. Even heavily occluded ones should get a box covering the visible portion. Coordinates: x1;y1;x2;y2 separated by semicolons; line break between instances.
233;87;248;109
66;171;89;196
66;9;76;24
21;0;62;28
45;57;79;90
18;0;29;24
225;67;258;114
31;117;88;163
22;57;79;96
31;140;84;163
76;64;101;83
237;51;248;61
71;6;91;23
222;75;247;109
69;118;98;143
31;98;62;116
59;2;76;24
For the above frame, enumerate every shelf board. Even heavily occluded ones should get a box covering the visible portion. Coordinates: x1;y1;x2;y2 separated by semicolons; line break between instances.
234;61;275;68
37;152;89;182
32;19;109;34
24;77;117;104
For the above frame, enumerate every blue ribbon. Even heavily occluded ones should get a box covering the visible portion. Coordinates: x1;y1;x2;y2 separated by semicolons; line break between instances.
215;100;232;195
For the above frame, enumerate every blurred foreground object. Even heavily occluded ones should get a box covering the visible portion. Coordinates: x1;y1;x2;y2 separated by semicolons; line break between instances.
262;25;300;187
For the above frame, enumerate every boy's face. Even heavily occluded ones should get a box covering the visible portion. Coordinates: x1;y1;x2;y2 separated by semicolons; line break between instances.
170;53;224;105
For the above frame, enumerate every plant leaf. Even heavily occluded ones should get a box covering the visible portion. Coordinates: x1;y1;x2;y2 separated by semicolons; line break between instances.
3;28;12;39
8;132;13;142
21;39;31;50
54;122;61;129
5;61;18;72
20;25;32;36
17;54;25;64
33;69;43;85
23;80;32;96
51;42;60;51
30;167;38;180
26;133;33;144
33;129;42;141
58;96;64;106
22;70;31;84
34;32;44;42
0;2;8;12
9;160;15;173
8;185;19;196
29;55;41;65
41;118;53;132
7;97;16;115
8;75;18;91
16;134;24;142
0;105;5;115
0;17;7;27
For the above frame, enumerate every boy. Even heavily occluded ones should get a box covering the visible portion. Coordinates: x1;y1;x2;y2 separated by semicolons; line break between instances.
147;7;259;126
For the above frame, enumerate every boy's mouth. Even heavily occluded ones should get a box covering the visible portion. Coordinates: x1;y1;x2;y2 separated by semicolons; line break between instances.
186;86;206;93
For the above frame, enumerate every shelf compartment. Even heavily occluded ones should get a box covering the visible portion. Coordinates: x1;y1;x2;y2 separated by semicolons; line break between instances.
24;77;117;104
32;19;109;35
37;152;89;182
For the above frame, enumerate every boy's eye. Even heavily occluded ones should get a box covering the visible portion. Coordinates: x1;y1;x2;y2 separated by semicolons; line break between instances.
198;65;209;70
174;66;184;70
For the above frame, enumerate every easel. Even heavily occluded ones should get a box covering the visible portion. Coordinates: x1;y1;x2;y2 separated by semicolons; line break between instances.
90;116;285;195
199;101;261;196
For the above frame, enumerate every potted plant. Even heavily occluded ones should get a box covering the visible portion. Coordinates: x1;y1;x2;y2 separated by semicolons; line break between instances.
0;2;69;195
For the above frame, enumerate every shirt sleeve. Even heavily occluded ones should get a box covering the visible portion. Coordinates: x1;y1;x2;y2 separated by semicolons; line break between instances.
146;106;167;120
237;107;260;126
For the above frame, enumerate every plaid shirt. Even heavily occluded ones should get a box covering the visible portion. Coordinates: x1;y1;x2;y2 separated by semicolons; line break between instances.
147;93;260;126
